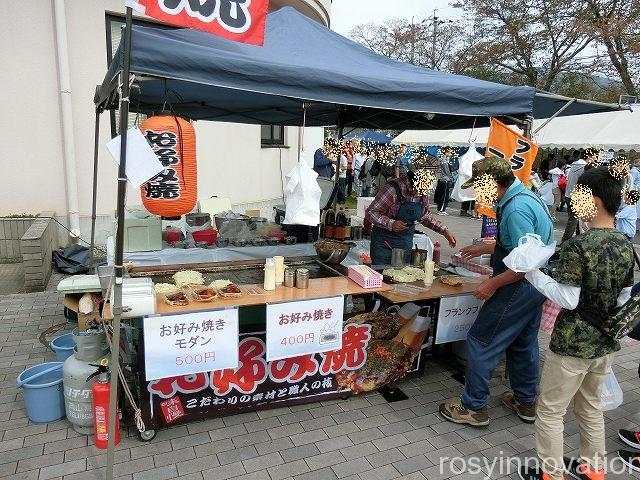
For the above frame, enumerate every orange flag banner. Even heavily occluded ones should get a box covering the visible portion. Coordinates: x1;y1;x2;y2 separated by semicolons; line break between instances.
485;118;539;185
477;118;539;220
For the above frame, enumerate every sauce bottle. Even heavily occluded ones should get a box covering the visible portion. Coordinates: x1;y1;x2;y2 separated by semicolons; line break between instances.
433;241;441;265
324;208;336;239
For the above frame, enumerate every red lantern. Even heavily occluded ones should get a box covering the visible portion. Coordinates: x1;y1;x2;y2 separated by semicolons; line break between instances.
140;115;197;217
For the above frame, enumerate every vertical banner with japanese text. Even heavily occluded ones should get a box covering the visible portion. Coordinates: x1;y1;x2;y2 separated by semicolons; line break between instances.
485;118;539;185
126;0;270;46
266;296;344;361
144;309;239;381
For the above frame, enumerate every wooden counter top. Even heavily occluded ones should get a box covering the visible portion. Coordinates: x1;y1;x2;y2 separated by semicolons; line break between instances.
105;277;391;318
377;275;488;303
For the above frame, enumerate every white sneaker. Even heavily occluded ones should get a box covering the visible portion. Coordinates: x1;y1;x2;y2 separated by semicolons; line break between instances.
436;211;448;216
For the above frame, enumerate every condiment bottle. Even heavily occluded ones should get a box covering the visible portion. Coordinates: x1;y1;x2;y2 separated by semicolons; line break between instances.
284;268;296;287
273;256;285;286
345;216;352;240
424;260;435;287
433;241;441;266
263;258;276;291
296;268;309;289
324;208;336;239
334;208;347;241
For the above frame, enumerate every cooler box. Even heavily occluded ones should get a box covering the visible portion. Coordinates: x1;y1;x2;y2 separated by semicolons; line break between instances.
122;209;162;252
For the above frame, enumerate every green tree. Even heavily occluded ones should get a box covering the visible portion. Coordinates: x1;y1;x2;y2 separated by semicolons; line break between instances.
581;0;639;96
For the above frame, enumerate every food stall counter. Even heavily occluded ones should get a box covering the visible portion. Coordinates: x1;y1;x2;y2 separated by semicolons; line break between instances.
378;276;487;304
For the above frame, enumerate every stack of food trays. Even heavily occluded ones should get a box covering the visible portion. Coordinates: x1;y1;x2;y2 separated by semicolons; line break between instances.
153;270;243;307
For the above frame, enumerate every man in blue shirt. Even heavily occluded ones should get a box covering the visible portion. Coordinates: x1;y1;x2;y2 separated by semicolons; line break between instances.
313;147;334;179
440;157;554;427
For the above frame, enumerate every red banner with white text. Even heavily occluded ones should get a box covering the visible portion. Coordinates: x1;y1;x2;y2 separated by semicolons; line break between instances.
127;0;270;45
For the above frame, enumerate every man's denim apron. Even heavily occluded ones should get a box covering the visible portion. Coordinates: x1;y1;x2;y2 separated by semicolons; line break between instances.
370;181;424;265
461;193;546;411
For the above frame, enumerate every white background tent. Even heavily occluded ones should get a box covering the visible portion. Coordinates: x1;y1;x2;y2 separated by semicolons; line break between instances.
393;105;639;150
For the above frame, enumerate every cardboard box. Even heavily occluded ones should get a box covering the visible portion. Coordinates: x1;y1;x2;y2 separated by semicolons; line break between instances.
63;293;104;331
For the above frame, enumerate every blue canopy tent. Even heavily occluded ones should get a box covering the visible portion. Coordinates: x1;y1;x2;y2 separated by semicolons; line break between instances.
92;8;626;477
95;7;623;130
346;131;394;144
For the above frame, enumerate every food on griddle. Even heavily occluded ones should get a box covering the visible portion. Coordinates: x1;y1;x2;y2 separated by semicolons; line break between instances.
191;287;218;302
336;340;413;393
154;283;179;295
218;283;242;298
440;275;464;287
165;291;189;306
209;279;232;289
345;311;402;340
172;270;204;288
383;266;426;283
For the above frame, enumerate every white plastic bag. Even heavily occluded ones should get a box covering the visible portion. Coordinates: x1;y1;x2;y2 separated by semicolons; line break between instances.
601;370;623;411
283;157;322;226
538;182;555;206
503;233;556;273
451;141;484;203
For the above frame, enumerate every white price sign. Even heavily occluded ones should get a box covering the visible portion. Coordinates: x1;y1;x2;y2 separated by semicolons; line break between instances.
144;309;239;381
266;296;344;361
436;295;483;345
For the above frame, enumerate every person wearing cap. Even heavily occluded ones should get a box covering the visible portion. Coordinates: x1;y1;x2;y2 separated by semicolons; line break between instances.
440;157;554;428
366;161;457;266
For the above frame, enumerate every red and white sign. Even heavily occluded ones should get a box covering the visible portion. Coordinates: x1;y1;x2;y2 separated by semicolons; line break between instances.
126;0;270;45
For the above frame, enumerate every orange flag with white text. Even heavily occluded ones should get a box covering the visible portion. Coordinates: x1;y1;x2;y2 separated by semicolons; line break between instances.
485;118;538;184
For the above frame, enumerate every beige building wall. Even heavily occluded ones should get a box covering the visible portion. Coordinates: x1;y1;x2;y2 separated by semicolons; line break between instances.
0;0;330;244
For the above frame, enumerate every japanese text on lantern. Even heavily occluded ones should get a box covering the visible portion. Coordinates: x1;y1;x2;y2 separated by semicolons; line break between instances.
144;130;181;200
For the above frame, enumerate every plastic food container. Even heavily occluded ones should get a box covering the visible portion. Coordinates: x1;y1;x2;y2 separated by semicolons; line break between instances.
348;265;383;288
192;228;218;246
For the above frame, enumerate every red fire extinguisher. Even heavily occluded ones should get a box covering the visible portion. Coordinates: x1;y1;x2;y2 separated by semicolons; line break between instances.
87;364;120;449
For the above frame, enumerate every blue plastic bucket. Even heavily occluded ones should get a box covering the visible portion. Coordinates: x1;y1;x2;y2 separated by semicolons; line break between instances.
16;362;65;423
50;333;75;362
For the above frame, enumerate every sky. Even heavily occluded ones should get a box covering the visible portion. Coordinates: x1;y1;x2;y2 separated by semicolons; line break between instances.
330;0;460;36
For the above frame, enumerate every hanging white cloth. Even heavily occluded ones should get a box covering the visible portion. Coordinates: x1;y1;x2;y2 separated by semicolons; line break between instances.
451;141;484;202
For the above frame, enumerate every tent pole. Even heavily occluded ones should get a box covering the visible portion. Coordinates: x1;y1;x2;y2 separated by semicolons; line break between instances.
533;98;576;135
332;113;344;210
89;110;101;268
106;7;133;480
523;115;533;139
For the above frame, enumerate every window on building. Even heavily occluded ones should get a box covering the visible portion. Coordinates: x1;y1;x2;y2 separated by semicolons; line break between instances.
261;125;286;147
105;15;176;134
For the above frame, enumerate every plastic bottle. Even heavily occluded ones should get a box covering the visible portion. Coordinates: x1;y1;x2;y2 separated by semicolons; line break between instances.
273;256;285;286
263;258;276;291
335;208;347;241
433;241;441;265
324;208;336;239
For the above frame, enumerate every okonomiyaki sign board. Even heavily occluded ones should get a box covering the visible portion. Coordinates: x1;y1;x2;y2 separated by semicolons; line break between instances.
435;295;483;344
144;309;239;381
266;296;344;361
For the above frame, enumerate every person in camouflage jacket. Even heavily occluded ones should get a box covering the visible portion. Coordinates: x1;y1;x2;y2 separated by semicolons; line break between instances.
519;167;634;480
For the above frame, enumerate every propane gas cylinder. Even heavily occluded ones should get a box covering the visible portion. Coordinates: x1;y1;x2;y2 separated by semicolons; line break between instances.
62;328;108;434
